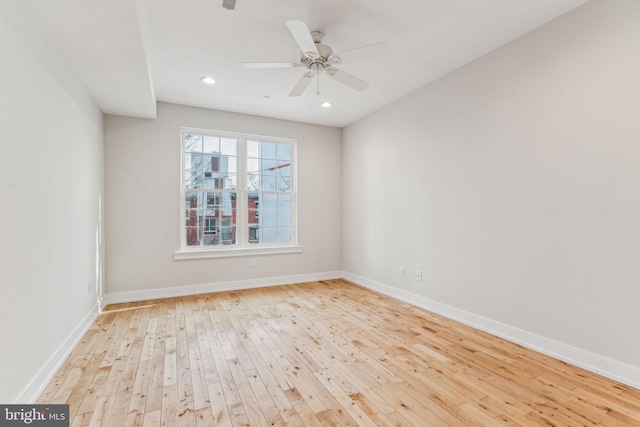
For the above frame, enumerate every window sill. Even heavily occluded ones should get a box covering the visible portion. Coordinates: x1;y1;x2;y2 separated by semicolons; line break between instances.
174;245;303;260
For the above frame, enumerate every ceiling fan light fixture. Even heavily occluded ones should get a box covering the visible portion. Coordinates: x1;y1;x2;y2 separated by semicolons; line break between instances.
321;101;333;108
200;76;216;85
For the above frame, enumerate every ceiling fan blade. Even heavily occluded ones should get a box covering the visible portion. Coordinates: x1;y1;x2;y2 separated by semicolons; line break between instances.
285;20;319;57
334;42;391;64
289;72;313;97
241;62;300;69
327;69;369;92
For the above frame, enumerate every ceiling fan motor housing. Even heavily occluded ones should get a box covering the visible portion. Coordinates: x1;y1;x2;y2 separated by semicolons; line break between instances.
301;42;336;70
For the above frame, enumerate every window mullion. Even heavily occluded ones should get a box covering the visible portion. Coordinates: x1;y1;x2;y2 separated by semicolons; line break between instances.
236;136;247;247
199;189;205;246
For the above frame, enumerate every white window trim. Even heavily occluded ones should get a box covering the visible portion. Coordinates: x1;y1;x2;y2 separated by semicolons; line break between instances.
175;127;300;260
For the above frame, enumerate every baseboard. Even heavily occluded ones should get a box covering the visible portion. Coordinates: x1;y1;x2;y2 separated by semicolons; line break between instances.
343;271;640;391
103;271;343;305
16;303;100;403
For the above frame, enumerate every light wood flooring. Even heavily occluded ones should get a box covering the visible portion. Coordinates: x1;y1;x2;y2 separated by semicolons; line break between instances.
38;279;640;426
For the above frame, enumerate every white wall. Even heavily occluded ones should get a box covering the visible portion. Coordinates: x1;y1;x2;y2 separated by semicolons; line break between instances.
0;0;104;403
104;103;342;297
343;0;640;384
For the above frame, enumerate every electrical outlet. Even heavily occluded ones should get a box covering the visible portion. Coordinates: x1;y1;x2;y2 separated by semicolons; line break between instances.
250;258;257;268
87;281;92;294
399;266;405;277
416;270;422;282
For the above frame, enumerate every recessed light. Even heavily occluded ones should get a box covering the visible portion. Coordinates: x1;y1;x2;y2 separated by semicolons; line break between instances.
321;102;333;108
201;76;216;85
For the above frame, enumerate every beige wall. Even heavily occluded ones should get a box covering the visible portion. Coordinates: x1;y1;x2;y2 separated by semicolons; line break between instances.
104;103;342;295
0;0;104;403
343;0;640;383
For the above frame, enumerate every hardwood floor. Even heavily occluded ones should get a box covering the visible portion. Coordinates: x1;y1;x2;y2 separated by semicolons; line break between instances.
38;279;640;426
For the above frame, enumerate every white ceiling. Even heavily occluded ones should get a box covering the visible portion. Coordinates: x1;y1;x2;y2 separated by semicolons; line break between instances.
24;0;589;127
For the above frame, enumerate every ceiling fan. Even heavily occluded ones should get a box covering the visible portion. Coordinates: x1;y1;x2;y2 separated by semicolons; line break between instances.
241;20;391;97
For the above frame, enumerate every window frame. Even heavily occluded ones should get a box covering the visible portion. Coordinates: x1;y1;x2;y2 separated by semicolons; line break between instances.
174;127;302;260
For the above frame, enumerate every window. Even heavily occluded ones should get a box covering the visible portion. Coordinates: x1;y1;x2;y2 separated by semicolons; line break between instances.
247;139;293;245
176;128;301;259
204;218;217;235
